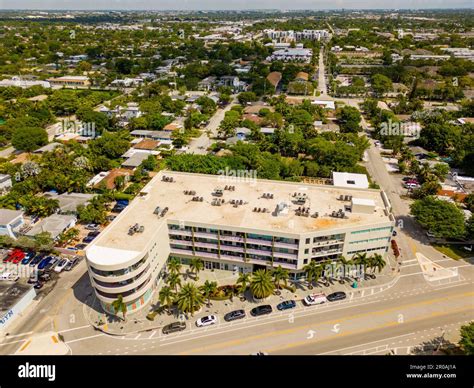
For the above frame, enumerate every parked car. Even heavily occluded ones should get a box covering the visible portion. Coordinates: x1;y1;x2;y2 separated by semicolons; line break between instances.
196;315;217;327
39;273;51;282
463;245;473;252
162;322;186;335
404;182;419;189
75;244;87;250
426;231;436;238
29;254;44;267
4;248;23;263
392;230;397;237
34;281;44;289
44;257;59;272
11;250;26;264
54;259;69;273
250;305;273;317
82;235;96;243
224;309;246;322
304;293;327;306
21;252;36;265
85;223;99;230
37;256;52;271
327;292;347;302
64;257;79;271
277;300;296;311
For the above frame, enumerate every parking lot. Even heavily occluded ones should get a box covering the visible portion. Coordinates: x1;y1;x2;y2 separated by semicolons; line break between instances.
0;247;83;293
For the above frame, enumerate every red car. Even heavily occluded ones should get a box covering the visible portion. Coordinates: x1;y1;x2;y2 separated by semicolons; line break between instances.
11;250;25;264
5;249;25;264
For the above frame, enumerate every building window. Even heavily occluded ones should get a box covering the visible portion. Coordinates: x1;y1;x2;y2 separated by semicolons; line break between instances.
306;238;310;244
304;248;309;254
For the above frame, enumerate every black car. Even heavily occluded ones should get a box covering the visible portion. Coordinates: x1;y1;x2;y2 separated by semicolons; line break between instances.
250;305;273;317
34;281;44;289
162;322;186;335
75;244;87;250
327;292;347;302
224;309;246;322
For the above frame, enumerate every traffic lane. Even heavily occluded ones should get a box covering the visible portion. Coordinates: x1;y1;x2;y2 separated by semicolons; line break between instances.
174;287;474;355
274;307;474;355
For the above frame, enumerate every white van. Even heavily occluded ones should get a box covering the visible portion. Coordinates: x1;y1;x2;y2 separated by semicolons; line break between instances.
304;293;327;306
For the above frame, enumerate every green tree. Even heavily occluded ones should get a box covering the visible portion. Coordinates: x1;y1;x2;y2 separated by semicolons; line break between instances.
176;283;204;316
410;196;466;239
459;322;474;355
111;295;127;321
158;286;175;313
237;91;257;105
189;258;204;280
371;74;393;96
167;257;182;275
12;126;48;152
336;106;362;133
236;272;251;295
272;265;289;290
200;280;218;308
250;269;274;299
167;272;182;293
303;260;323;289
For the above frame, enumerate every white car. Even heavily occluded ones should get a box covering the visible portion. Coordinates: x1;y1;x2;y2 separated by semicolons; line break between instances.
196;315;217;327
304;293;327;306
54;258;70;273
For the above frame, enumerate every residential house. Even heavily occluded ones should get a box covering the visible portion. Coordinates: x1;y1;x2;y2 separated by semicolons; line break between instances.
0;174;12;194
0;209;24;239
47;76;90;88
25;214;77;240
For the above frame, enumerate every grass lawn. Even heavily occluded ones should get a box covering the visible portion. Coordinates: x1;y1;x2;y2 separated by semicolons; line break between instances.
434;244;473;260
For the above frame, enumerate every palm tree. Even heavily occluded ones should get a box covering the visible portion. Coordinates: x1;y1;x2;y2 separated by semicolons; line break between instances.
371;253;387;275
272;265;289;290
158;286;175;313
167;257;182;276
189;258;204;280
200;280;218;307
337;256;352;283
353;252;370;279
250;270;274;300
111;295;127;321
236;272;251;295
303;260;323;289
167;272;182;292
176;283;204;316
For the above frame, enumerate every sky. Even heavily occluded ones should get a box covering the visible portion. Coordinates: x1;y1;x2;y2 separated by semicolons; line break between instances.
1;0;473;11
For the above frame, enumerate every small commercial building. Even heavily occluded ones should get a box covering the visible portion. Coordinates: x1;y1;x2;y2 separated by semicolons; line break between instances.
0;282;36;332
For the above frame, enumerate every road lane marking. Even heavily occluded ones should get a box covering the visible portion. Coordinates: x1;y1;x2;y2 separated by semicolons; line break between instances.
266;304;474;355
58;324;91;334
18;340;31;352
178;291;474;354
65;333;105;344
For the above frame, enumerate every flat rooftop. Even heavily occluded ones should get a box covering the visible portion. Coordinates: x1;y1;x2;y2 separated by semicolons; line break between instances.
0;282;34;315
88;171;392;257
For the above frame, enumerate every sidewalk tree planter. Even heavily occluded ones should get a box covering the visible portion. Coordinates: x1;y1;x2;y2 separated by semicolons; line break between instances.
111;294;127;321
176;283;204;316
250;269;274;299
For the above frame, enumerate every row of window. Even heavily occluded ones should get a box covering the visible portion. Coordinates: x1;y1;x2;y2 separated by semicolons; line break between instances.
349;236;391;245
347;246;388;255
304;234;345;245
351;226;393;235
